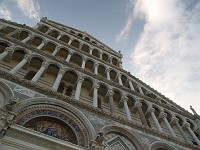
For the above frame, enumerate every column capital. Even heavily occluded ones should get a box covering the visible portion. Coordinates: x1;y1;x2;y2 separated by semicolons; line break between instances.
158;112;167;119
5;47;14;55
58;69;65;75
41;61;49;68
93;83;100;89
134;101;142;108
107;90;114;96
121;96;129;103
182;122;190;129
117;73;122;77
147;107;155;114
94;63;99;67
82;57;87;61
105;68;110;73
5;47;13;54
42;40;48;46
77;77;84;83
28;34;35;39
170;117;179;124
24;54;31;61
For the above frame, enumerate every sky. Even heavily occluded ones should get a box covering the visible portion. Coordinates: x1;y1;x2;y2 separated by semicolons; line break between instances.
0;0;199;115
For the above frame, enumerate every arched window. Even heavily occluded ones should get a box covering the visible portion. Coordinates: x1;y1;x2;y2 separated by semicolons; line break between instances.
24;71;36;80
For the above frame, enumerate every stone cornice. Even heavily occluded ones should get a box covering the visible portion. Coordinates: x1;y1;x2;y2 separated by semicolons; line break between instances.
0;19;194;119
0;72;199;150
0;34;194;119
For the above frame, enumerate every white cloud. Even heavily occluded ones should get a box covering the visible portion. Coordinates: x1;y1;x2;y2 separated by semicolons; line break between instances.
0;4;12;20
116;13;134;43
16;0;40;21
130;0;200;114
115;0;135;43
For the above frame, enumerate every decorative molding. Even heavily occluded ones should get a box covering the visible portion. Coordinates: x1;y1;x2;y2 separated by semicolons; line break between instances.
0;71;199;149
101;125;145;150
0;29;193;118
150;141;179;150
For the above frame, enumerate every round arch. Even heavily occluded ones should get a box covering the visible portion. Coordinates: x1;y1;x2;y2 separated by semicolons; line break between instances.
13;98;96;146
101;125;144;150
150;141;178;150
0;39;13;47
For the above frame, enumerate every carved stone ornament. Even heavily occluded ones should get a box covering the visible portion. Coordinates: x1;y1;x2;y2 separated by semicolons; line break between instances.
87;132;105;150
0;109;16;139
5;97;19;111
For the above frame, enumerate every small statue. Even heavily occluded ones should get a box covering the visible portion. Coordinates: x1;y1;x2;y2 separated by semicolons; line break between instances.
87;132;105;150
95;131;104;144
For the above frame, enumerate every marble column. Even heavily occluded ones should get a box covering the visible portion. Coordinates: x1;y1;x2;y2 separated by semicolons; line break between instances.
118;74;123;85
57;34;62;40
128;80;135;91
52;47;59;56
171;117;190;143
7;29;20;37
79;43;83;50
0;47;12;60
133;101;148;126
74;78;84;100
99;52;103;60
106;69;110;80
183;122;200;146
109;57;112;64
94;64;99;75
147;107;163;132
107;90;115;113
89;48;93;55
10;55;30;74
52;69;65;91
62;84;68;95
31;62;48;82
138;85;144;94
66;53;72;62
68;39;73;45
22;35;33;43
119;61;123;69
122;97;131;120
158;112;176;137
93;84;99;107
81;58;86;69
45;28;52;34
37;41;46;50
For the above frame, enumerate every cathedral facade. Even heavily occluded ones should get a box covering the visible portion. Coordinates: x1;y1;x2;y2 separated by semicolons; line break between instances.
0;17;199;150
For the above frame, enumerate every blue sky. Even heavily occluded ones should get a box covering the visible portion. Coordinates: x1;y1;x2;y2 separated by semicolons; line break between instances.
0;0;200;115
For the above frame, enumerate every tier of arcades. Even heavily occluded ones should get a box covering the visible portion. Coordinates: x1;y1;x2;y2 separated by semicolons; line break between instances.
41;17;121;58
0;18;188;114
0;18;200;147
